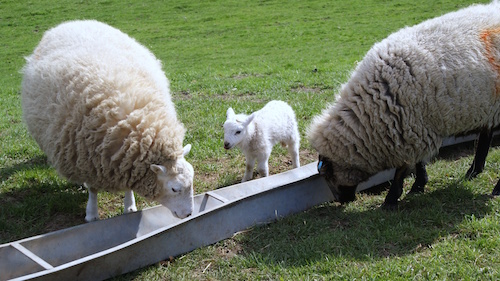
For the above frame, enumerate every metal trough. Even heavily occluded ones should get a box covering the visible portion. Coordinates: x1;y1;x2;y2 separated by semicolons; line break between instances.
0;132;491;281
2;163;332;281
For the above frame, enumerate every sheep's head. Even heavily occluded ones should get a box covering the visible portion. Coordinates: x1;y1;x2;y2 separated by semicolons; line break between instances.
151;144;194;219
223;107;255;150
317;154;368;204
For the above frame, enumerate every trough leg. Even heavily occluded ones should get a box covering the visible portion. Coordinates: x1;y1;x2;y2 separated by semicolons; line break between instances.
124;190;137;213
382;166;408;210
408;162;428;194
85;185;99;222
465;128;493;179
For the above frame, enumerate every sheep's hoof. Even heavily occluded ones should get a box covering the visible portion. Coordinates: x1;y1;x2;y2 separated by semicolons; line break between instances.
381;202;398;211
465;168;481;179
85;215;99;222
125;206;137;213
492;189;500;197
408;185;424;194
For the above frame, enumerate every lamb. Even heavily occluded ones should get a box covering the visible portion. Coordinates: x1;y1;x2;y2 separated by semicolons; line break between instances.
307;1;500;209
223;100;300;182
21;20;194;221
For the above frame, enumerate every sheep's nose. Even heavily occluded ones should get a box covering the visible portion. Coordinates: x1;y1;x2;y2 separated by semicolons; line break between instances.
224;142;230;149
175;211;192;219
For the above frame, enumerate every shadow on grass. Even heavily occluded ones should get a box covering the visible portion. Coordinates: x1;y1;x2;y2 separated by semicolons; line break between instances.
0;155;49;184
237;178;494;266
0;156;87;244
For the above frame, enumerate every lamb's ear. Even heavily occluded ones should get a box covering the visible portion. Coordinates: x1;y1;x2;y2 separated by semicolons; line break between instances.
242;113;256;127
226;108;235;119
150;164;167;175
182;144;192;157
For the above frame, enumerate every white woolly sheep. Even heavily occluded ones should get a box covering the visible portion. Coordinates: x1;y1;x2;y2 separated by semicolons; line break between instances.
21;20;194;221
307;1;500;209
224;100;300;182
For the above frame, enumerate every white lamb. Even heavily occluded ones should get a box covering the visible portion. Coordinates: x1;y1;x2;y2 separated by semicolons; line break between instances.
21;20;194;221
223;100;300;182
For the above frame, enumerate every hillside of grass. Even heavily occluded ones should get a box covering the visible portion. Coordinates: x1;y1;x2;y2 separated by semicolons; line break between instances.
1;0;499;280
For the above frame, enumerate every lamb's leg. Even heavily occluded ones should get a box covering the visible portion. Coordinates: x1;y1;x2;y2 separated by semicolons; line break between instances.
466;128;493;179
257;156;270;178
408;162;427;194
85;184;99;222
124;190;137;213
288;141;300;168
382;165;408;210
242;156;256;182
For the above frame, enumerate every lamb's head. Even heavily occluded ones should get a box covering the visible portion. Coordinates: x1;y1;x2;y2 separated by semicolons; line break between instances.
151;144;194;219
317;155;369;204
223;107;255;150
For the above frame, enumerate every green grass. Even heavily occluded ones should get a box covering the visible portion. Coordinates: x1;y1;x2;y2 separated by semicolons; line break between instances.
1;0;499;280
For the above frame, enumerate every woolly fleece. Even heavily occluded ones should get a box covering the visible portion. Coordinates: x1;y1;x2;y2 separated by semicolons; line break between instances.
22;20;187;200
308;2;500;187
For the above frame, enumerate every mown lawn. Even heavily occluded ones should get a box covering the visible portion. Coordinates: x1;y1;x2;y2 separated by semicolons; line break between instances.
1;0;499;280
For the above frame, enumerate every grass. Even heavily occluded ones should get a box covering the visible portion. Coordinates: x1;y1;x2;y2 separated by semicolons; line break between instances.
1;0;499;279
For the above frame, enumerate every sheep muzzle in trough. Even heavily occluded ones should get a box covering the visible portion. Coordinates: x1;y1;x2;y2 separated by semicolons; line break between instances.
317;155;359;204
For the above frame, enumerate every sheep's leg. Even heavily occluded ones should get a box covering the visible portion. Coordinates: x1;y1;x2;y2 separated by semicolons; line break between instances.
492;179;500;196
85;184;99;222
288;141;300;168
466;128;493;179
242;156;256;182
382;165;408;210
124;190;137;213
408;162;427;194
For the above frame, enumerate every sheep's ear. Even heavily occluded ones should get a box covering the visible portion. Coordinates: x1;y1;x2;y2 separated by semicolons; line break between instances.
226;108;235;119
242;113;255;127
182;144;192;157
150;164;167;175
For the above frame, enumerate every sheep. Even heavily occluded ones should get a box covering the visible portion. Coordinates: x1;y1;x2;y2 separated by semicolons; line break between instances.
307;1;500;209
21;20;194;221
223;100;300;182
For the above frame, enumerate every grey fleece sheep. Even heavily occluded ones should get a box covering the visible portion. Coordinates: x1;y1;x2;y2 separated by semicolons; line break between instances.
308;1;500;208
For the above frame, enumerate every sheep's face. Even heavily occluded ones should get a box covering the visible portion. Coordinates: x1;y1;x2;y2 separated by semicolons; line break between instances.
151;144;194;219
317;155;367;204
223;107;255;150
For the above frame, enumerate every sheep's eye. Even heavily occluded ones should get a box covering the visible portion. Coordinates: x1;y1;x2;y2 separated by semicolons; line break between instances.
235;131;241;135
